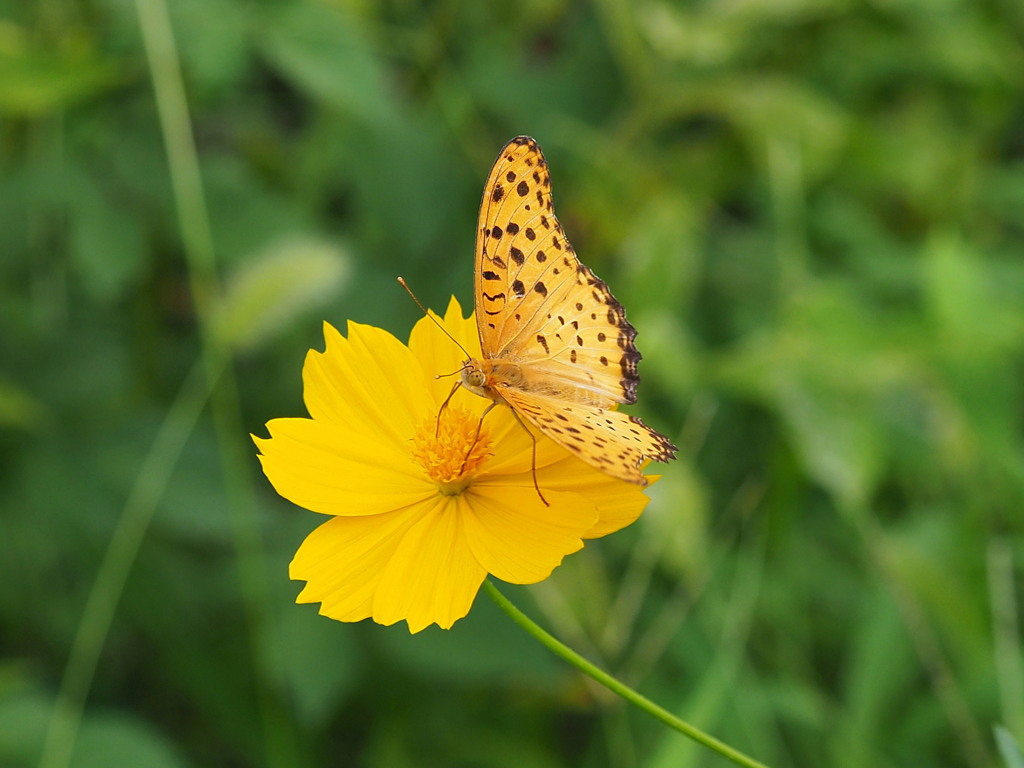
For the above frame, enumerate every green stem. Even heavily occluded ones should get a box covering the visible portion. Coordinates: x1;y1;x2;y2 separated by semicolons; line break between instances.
483;580;772;768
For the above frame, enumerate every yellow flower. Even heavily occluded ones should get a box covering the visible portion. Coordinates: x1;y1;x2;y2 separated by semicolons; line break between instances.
254;298;654;633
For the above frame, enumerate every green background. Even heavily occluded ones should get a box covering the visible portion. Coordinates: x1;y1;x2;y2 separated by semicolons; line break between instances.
2;0;1023;766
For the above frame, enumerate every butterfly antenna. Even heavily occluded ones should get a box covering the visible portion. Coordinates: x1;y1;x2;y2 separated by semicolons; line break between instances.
397;277;473;359
437;364;470;380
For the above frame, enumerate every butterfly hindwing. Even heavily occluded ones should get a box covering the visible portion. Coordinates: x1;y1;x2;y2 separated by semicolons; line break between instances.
497;386;675;485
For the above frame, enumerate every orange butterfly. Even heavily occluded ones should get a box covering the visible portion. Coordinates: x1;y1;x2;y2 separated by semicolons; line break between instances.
458;136;676;486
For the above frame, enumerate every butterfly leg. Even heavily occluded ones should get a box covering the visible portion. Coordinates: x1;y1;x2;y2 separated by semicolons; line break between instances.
505;408;550;508
458;397;550;508
435;380;463;436
461;400;498;472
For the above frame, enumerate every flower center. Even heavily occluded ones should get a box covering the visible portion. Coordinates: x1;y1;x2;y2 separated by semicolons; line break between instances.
411;405;491;494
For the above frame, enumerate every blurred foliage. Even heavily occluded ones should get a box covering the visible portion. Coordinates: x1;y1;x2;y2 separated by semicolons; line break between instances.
1;0;1023;766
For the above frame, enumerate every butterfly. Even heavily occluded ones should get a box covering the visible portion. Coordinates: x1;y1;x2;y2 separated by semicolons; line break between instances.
458;136;677;487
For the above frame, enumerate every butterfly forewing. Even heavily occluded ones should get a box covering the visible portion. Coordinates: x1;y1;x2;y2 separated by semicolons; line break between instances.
472;136;677;483
475;137;641;407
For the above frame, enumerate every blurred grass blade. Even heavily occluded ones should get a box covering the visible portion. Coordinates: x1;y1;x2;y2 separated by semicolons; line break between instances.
988;540;1024;741
39;362;208;768
996;726;1024;768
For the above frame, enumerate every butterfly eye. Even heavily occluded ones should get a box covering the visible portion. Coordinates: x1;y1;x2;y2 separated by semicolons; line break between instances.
460;363;487;389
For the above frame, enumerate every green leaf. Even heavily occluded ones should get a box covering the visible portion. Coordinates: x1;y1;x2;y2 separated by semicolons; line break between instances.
259;605;359;728
0;28;125;115
714;286;892;508
72;713;188;768
923;231;1023;356
0;685;50;765
69;181;147;303
212;236;350;352
168;0;250;95
0;686;187;768
378;588;559;684
0;378;46;429
776;376;883;510
642;462;710;584
256;4;396;124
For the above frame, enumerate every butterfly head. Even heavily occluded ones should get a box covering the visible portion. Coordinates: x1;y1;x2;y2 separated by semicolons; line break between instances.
459;359;491;399
460;359;528;406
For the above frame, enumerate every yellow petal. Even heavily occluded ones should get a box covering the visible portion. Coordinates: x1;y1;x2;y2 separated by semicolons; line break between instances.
290;507;425;622
372;495;486;632
481;413;575;476
460;485;598;584
583;485;648;537
407;297;482;406
254;418;434;516
304;321;434;446
433;296;480;355
537;458;652;538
